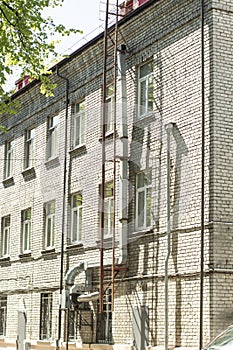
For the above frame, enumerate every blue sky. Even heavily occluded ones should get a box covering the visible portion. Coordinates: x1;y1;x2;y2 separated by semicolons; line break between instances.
45;0;105;55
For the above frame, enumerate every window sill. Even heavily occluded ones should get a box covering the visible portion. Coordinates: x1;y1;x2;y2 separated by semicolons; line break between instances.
99;130;116;142
45;156;60;168
129;226;154;239
0;255;10;262
22;167;36;180
19;252;32;259
2;176;14;187
41;247;56;255
134;112;156;126
96;235;113;249
66;242;84;250
37;341;54;345
69;144;87;156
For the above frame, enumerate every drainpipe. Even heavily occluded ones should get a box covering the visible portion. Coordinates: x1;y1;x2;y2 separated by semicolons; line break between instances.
117;44;128;265
199;0;205;348
56;66;69;350
165;123;174;350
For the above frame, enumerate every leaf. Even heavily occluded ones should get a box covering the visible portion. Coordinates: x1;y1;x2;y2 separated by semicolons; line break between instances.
0;0;82;116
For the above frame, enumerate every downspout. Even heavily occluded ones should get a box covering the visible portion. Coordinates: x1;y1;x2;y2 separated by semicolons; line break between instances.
56;66;69;350
199;0;205;348
117;44;128;265
165;123;174;350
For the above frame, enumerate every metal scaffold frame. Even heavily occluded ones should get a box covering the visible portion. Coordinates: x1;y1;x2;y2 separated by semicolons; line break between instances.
100;0;120;315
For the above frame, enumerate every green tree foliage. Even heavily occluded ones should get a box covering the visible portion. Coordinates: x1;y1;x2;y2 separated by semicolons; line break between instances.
0;0;81;115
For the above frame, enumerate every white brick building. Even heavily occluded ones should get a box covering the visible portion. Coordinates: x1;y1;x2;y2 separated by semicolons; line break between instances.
0;0;232;349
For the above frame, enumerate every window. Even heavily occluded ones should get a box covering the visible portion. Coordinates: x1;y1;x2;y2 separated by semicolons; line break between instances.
100;182;114;237
4;140;14;179
96;288;112;343
25;128;35;169
0;296;7;336
1;215;10;257
40;293;52;340
21;208;31;253
47;115;59;159
44;201;55;249
68;310;79;341
105;85;114;133
71;193;82;243
135;170;152;230
138;61;154;117
73;101;85;147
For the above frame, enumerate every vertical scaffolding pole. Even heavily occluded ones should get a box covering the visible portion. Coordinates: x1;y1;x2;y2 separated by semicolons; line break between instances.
100;0;109;314
165;123;173;350
112;0;119;312
101;0;119;314
199;0;205;348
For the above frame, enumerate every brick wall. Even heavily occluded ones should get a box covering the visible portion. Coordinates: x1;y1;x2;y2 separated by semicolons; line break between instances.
0;0;232;348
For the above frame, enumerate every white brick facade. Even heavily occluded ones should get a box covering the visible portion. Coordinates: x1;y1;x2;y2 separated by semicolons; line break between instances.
0;0;232;349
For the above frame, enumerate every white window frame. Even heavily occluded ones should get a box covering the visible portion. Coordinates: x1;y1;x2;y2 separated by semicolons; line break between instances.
44;201;55;249
47;115;59;159
1;215;10;257
4;139;14;179
137;61;154;118
73;101;85;148
0;296;7;336
135;170;152;230
71;193;82;243
103;182;114;237
21;208;31;253
105;85;114;133
25;128;35;169
40;293;52;340
68;309;79;341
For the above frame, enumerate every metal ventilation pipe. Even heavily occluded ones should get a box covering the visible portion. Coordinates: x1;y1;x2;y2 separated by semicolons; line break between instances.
117;44;128;265
165;123;174;350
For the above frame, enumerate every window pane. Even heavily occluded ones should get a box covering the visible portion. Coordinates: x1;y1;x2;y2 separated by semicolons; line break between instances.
40;293;52;340
25;128;35;168
139;80;147;115
137;191;145;228
137;172;144;189
74;102;85;147
105;85;114;132
71;194;82;242
0;297;7;336
146;187;152;227
105;182;114;197
5;140;14;178
72;209;78;241
139;62;153;78
148;76;154;111
48;117;58;158
2;216;10;257
79;207;82;240
145;169;152;185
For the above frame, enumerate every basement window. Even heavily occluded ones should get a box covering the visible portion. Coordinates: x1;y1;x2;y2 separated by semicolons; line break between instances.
40;293;52;340
0;296;7;336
